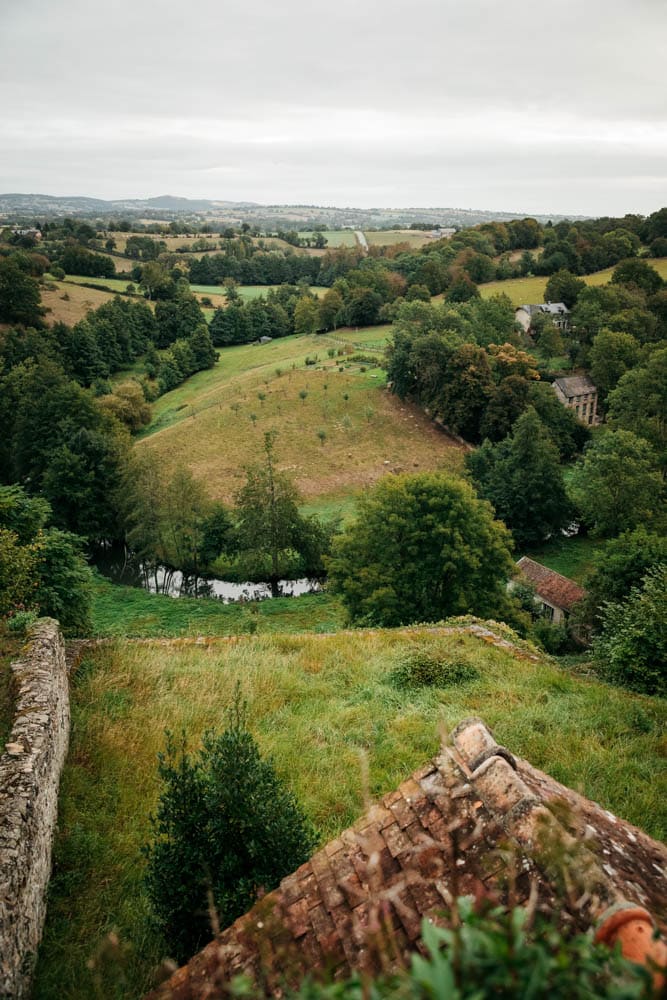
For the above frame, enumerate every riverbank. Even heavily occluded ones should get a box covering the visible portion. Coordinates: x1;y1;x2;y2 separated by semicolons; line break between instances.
90;573;345;638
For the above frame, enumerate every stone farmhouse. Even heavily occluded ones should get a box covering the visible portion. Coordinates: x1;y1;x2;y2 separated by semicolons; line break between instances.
149;719;666;999
552;374;599;425
515;302;569;335
515;556;585;624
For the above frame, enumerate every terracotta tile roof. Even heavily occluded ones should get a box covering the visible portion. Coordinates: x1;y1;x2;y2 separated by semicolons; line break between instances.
147;719;667;999
516;556;586;612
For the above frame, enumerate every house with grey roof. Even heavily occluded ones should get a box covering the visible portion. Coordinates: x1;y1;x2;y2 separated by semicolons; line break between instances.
552;374;599;425
515;302;570;335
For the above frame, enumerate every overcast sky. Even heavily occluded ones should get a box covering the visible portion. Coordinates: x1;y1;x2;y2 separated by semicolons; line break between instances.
1;0;665;216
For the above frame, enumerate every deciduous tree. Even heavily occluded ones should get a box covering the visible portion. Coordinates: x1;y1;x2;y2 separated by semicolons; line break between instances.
326;472;515;627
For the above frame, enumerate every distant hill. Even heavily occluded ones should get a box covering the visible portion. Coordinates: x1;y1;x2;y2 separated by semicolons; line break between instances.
0;191;587;227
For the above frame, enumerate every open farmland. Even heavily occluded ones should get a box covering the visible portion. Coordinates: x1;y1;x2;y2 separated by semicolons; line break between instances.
137;332;463;516
479;257;667;305
298;230;358;247
34;626;667;999
364;230;433;249
190;283;327;303
40;280;120;325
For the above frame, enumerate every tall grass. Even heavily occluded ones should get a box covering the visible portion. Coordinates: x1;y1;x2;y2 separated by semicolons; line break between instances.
35;628;666;998
91;575;345;638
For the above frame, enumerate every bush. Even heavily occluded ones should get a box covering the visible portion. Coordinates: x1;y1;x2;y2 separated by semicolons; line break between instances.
143;687;316;962
5;609;38;635
388;647;479;690
530;618;570;655
592;564;666;696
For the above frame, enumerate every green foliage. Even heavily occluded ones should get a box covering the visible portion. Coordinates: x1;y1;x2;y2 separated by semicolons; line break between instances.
568;430;663;537
576;528;667;632
0;256;43;325
387;648;479;689
235;432;332;581
326;472;516;627
0;486;92;634
466;408;573;547
0;527;38;616
143;688;316;962
282;900;650;999
544;269;586;308
5;609;39;635
592;564;667;696
530;617;570;655
606;347;667;468
33;528;93;635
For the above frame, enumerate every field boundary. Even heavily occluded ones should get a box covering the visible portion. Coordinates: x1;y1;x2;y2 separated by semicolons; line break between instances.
0;619;70;999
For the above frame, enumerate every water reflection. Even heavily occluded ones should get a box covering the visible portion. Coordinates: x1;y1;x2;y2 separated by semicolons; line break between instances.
94;547;320;603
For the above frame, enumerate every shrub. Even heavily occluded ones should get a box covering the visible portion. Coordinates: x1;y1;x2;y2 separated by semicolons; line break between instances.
531;618;570;655
592;564;666;696
5;609;38;635
143;687;316;962
388;647;479;690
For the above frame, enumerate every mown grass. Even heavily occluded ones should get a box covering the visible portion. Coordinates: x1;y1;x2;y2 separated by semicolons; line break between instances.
323;325;393;351
139;345;463;507
90;574;345;638
190;284;327;301
64;275;137;294
34;627;667;998
524;534;605;584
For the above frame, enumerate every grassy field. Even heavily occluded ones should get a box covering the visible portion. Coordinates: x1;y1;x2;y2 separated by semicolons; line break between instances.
523;534;605;585
479;258;667;306
328;325;393;351
91;574;344;638
34;626;667;998
364;230;432;249
190;283;327;304
138;342;463;511
63;275;137;294
298;230;358;248
40;280;121;325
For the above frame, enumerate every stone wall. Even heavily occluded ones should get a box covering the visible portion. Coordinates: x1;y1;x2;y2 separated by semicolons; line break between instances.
0;619;70;999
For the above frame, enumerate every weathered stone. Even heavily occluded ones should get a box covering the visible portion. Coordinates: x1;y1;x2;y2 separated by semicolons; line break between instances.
0;619;69;999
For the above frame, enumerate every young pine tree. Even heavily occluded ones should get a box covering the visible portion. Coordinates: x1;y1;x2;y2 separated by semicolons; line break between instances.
143;687;316;963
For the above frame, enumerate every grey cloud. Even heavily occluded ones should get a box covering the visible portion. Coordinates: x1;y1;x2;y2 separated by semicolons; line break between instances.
1;0;666;214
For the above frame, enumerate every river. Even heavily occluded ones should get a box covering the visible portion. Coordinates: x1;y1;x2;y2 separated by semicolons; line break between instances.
94;547;322;603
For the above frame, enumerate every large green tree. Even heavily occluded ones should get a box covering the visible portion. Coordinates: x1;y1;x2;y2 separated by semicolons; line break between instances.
0;257;43;326
466;409;573;548
234;432;330;584
326;472;515;627
568;430;663;537
592;565;666;697
606;347;667;467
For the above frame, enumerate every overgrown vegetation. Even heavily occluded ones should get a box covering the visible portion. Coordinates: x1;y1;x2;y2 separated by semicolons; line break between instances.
284;900;652;999
34;627;667;997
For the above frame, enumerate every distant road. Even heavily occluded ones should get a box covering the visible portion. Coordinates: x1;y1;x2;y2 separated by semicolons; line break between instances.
355;230;369;252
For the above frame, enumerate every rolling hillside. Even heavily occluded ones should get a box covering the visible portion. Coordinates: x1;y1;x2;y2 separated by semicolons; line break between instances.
138;331;464;517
